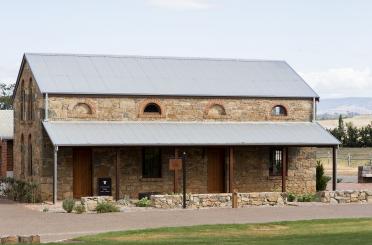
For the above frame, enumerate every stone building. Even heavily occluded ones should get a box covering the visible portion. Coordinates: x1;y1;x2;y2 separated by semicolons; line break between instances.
0;110;14;178
12;53;339;202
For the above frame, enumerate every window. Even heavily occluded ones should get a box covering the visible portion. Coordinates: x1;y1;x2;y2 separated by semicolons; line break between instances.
272;105;287;116
28;81;33;120
20;134;25;176
21;80;26;121
269;148;283;176
28;134;33;176
142;148;161;178
144;103;161;114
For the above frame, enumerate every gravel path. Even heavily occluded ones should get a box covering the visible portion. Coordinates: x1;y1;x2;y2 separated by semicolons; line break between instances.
2;199;372;243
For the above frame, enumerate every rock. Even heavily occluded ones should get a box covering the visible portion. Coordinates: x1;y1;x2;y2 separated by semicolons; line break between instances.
1;236;18;244
330;198;338;205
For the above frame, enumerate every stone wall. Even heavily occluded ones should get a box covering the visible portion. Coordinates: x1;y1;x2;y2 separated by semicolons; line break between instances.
318;190;372;204
49;146;315;201
151;192;286;208
47;96;313;122
13;62;46;189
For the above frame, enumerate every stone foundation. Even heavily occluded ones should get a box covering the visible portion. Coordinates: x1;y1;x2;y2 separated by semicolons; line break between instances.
151;192;286;208
318;190;372;204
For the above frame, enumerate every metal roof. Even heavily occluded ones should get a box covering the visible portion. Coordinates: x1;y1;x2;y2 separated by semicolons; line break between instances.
0;110;13;140
43;121;339;147
24;53;319;98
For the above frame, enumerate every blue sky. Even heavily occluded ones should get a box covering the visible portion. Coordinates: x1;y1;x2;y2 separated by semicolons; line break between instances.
1;0;371;98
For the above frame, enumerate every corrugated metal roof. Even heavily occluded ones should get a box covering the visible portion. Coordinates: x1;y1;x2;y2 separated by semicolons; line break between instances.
43;121;339;146
24;53;319;98
0;110;13;140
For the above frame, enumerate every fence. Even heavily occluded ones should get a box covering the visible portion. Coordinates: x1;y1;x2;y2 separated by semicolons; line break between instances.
316;147;372;168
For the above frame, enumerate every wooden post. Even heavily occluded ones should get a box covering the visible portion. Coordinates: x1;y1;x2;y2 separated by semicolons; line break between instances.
232;190;238;208
115;149;120;201
282;147;287;193
53;146;58;204
229;147;234;193
182;151;187;209
174;148;179;193
333;146;337;191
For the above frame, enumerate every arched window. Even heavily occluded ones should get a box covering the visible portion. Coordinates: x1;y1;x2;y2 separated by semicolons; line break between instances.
144;103;161;114
207;104;226;117
20;134;25;177
28;134;33;176
73;103;93;115
272;105;287;116
21;80;26;121
28;78;33;121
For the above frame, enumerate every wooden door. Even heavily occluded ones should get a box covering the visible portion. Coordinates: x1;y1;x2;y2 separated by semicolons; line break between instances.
73;148;92;198
207;148;225;193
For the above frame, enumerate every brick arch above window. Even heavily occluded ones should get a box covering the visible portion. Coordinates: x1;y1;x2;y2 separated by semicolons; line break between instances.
271;105;288;116
138;99;165;118
204;101;228;119
68;102;96;118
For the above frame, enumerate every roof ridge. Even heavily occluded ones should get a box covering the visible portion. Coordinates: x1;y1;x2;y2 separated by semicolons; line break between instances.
25;53;285;63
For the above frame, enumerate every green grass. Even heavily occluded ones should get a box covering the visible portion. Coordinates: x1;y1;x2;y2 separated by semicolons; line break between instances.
50;218;372;245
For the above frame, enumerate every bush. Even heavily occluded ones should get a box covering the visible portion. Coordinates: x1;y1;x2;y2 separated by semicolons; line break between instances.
136;197;152;207
287;193;296;202
96;201;120;213
297;194;316;202
62;198;75;213
0;177;41;203
316;161;331;191
74;203;86;214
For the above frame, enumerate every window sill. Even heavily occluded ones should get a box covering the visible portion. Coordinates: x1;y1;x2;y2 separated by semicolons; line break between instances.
140;177;163;182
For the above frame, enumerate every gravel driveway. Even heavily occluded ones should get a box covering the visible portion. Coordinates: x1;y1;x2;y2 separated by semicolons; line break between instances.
2;199;372;243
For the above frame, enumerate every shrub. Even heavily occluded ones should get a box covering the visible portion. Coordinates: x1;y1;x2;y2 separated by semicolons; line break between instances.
136;197;152;207
316;161;331;191
287;193;296;202
62;198;75;213
337;178;343;183
96;201;120;213
297;194;316;202
74;203;86;214
0;177;41;203
42;207;49;213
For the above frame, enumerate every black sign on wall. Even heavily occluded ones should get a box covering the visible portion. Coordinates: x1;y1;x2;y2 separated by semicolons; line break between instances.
98;177;112;196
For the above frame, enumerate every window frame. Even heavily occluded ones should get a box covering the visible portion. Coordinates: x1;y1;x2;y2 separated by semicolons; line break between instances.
142;147;162;179
271;105;288;116
269;147;288;176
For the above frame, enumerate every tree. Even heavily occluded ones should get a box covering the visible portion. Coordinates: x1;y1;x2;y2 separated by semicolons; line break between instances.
0;82;15;110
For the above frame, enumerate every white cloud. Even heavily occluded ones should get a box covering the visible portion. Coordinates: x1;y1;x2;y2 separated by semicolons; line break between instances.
147;0;212;10
300;68;372;98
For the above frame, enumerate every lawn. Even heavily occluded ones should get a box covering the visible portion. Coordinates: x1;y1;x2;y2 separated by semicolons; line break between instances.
51;218;372;245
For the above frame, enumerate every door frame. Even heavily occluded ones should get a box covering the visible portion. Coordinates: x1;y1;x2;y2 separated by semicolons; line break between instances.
73;147;93;198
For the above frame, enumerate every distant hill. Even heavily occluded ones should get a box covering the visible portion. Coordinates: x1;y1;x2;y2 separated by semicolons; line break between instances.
318;115;372;129
318;97;372;115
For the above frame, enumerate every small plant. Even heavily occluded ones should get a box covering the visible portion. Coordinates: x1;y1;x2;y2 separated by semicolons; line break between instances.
96;201;120;213
42;207;49;213
316;161;331;191
287;193;296;202
62;198;75;213
337;178;343;183
136;197;152;207
297;194;316;202
74;203;86;214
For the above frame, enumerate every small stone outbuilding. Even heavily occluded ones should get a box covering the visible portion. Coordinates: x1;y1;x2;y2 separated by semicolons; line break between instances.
0;110;14;178
11;53;339;202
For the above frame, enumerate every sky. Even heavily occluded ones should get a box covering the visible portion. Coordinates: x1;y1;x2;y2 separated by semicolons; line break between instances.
0;0;371;98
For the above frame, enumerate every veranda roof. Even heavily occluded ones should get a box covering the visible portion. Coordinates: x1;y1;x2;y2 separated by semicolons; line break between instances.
43;121;339;147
